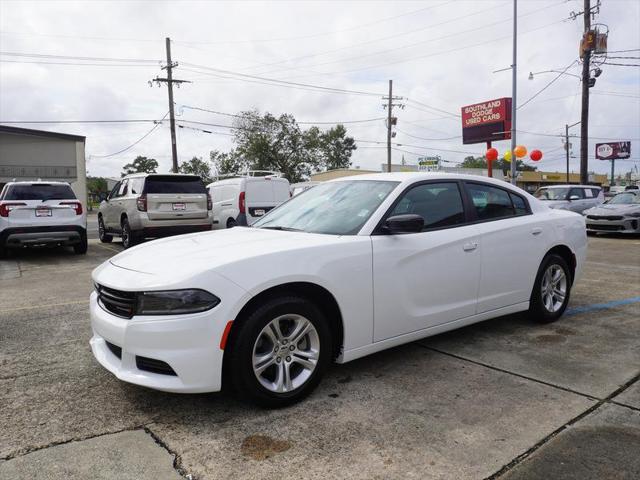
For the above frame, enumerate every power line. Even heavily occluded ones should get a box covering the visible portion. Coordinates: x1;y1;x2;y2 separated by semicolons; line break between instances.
0;59;156;67
396;128;460;141
180;105;385;125
0;51;160;63
602;62;640;67
518;60;578;109
91;112;169;158
0;119;161;124
405;99;460;118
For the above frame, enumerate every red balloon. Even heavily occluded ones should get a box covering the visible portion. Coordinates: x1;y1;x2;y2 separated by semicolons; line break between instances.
530;149;543;162
486;148;499;161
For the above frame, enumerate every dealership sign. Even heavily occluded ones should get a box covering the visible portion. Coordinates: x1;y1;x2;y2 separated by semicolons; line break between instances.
595;141;631;160
461;97;512;144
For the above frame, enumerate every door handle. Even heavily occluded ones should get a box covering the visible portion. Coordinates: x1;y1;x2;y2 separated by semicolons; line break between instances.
221;203;232;206
531;227;543;235
463;242;478;252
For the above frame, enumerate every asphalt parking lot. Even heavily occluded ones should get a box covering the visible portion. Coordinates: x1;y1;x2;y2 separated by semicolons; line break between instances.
1;234;639;479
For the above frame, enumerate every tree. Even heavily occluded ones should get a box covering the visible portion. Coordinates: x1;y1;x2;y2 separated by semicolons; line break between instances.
121;156;158;177
459;155;536;172
307;124;357;171
210;149;247;177
86;176;108;196
178;156;213;183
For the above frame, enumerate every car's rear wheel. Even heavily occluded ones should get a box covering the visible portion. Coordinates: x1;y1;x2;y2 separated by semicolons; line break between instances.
528;253;571;323
227;218;237;229
121;217;137;249
98;216;113;243
73;231;88;254
227;296;332;408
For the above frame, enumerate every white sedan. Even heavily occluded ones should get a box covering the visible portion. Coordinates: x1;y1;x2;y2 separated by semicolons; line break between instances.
90;173;587;407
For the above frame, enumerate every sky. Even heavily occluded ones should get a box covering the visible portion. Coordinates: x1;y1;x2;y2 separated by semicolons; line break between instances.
1;0;639;179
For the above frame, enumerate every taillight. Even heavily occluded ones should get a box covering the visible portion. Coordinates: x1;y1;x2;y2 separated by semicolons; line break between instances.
60;201;83;215
239;191;246;214
136;195;147;212
0;202;27;217
207;192;212;211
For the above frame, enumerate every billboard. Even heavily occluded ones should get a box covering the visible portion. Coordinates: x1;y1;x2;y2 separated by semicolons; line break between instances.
461;97;512;144
595;142;631;160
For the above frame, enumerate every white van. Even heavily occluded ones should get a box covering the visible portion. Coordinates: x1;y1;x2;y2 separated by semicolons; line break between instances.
208;173;291;229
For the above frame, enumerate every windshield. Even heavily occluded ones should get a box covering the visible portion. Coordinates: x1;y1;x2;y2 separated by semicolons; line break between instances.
144;176;206;194
3;184;76;201
253;180;399;235
607;193;640;205
534;188;569;201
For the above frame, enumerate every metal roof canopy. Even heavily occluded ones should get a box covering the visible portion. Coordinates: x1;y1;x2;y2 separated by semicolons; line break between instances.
0;125;85;142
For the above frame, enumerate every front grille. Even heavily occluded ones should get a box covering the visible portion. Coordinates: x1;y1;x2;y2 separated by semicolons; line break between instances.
105;341;122;359
586;215;623;221
587;223;623;231
136;356;177;376
95;284;137;318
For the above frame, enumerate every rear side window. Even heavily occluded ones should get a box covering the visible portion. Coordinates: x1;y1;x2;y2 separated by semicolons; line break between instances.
584;188;594;198
569;188;585;199
466;183;515;220
591;188;601;197
5;184;76;201
509;193;529;215
144;176;206;194
390;182;465;230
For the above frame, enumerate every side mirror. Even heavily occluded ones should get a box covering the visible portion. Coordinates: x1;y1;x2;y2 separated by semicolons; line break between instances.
384;214;424;234
569;195;580;201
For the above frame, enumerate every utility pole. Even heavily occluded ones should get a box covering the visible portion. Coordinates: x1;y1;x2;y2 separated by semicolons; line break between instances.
151;37;191;173
387;80;392;173
610;159;615;186
565;120;581;183
382;80;404;173
580;0;591;185
510;0;518;185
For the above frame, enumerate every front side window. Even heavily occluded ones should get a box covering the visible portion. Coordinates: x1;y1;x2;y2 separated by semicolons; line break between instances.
5;183;76;201
117;180;128;197
108;182;120;199
466;183;515;220
535;187;569;200
253;180;399;235
389;182;465;230
569;188;585;199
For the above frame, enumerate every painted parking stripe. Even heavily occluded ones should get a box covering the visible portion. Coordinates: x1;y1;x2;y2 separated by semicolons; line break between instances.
566;296;640;316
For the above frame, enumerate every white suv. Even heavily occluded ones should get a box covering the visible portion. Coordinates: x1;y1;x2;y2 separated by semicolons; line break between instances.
0;181;87;257
98;173;213;248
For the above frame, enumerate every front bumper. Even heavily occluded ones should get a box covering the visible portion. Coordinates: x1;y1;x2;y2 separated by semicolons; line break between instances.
89;292;226;393
586;217;640;234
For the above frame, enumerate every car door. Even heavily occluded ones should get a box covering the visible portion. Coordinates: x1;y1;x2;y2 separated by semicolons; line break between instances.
463;182;547;313
567;187;587;213
371;181;481;342
102;181;121;228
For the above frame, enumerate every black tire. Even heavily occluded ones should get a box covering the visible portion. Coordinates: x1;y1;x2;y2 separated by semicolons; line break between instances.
528;253;572;324
226;296;332;408
227;218;237;229
0;243;7;259
98;215;113;243
121;217;137;249
73;231;88;254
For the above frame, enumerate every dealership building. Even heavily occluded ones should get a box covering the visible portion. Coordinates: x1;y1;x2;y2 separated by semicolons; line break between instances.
0;125;87;206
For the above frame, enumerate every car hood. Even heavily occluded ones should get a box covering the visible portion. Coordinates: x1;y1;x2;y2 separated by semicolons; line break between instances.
584;204;640;215
108;227;337;276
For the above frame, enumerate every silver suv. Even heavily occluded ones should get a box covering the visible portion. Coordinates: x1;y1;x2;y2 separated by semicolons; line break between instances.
98;173;213;248
534;185;604;214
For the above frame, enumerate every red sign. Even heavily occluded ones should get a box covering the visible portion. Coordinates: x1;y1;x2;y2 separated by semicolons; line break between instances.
461;97;512;145
595;142;631;160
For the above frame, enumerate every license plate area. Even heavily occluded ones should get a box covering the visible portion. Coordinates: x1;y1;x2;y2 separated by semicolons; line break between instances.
172;203;186;211
36;208;52;217
254;209;265;217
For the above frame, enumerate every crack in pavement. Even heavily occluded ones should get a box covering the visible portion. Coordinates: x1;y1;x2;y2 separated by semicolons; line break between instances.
144;426;195;480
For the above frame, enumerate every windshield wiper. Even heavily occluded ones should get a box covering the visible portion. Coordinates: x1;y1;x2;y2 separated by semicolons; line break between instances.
260;226;304;232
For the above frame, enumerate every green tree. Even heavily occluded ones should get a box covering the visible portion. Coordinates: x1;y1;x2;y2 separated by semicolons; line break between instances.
178;156;213;184
459;155;536;172
210;150;247;177
86;176;108;196
121;156;158;177
307;124;357;171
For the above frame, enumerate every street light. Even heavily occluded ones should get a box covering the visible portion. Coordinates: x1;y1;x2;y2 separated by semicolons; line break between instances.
528;70;582;81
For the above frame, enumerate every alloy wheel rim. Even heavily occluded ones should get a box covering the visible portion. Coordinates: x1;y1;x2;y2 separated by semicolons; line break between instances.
252;314;320;393
541;264;567;313
122;224;129;246
99;218;105;239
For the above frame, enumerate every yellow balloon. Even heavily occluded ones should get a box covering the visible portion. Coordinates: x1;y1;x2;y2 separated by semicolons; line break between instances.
514;145;527;158
503;150;512;162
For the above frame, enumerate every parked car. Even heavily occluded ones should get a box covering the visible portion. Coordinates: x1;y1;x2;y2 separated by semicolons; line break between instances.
534;185;604;214
624;185;639;191
90;173;587;407
290;181;319;196
208;173;290;229
98;173;212;248
583;190;640;234
0;181;86;257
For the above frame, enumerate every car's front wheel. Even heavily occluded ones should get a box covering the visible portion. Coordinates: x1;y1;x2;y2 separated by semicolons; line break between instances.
227;296;332;407
528;253;572;323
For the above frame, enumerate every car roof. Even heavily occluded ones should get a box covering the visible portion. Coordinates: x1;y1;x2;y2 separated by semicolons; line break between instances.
122;173;200;179
539;184;599;189
328;172;520;189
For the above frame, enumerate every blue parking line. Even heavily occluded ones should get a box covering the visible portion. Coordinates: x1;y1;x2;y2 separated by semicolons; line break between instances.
566;296;640;316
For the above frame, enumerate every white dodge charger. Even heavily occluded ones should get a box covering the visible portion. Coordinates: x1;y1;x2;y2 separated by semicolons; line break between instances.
90;173;587;407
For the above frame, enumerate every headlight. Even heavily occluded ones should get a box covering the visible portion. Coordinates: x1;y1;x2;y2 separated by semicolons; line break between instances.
137;289;220;315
